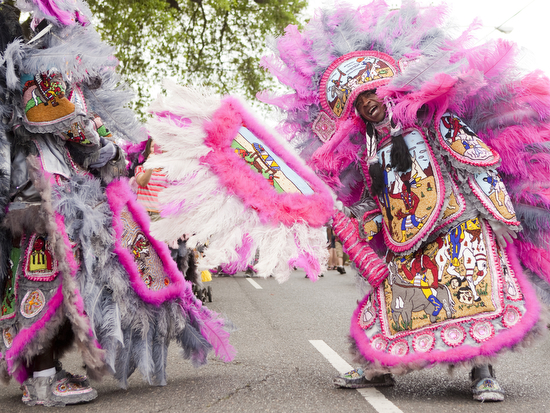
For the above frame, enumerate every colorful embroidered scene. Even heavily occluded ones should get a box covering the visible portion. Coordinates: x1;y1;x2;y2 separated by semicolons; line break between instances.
376;130;442;247
355;219;528;357
323;53;396;118
470;170;518;224
21;72;75;125
120;207;171;290
438;113;496;164
231;126;314;195
24;234;58;281
381;219;504;336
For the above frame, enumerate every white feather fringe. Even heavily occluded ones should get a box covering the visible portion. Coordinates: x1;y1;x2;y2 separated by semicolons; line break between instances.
146;80;328;282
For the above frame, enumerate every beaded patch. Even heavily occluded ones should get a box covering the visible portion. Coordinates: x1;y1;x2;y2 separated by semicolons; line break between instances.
52;378;94;396
437;113;499;167
24;234;59;282
358;295;377;329
20;289;46;319
412;331;435;353
3;327;15;349
121;207;171;290
362;211;383;241
231;127;314;195
441;324;466;347
469;170;520;226
381;218;500;336
376;129;446;252
21;72;75;127
57;119;99;146
501;305;522;328
350;220;531;366
470;320;495;343
312;111;337;142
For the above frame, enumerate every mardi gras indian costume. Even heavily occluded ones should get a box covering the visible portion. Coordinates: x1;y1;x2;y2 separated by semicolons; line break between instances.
257;0;550;402
0;1;233;407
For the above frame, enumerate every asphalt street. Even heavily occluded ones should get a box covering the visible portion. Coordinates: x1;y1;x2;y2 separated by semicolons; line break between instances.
1;268;549;412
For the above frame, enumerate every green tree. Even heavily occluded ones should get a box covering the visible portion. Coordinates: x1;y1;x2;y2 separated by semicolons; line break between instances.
87;0;307;115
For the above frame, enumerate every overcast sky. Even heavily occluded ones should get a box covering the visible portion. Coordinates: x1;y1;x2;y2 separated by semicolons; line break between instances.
304;0;550;73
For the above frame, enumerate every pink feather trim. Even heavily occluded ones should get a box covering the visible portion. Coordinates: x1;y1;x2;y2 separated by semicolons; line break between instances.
201;96;333;227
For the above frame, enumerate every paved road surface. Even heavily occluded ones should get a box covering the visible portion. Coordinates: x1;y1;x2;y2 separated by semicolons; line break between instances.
1;268;549;412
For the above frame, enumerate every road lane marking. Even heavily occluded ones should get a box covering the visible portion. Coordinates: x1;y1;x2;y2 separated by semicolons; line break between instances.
309;340;403;413
246;278;263;289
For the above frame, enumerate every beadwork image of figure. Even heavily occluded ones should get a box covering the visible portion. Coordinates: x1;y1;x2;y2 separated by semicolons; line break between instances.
440;113;494;162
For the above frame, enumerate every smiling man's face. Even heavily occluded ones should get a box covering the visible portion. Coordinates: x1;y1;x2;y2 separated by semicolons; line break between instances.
354;90;386;123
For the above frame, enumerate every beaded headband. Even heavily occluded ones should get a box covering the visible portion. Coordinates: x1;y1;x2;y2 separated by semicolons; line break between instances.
313;50;402;142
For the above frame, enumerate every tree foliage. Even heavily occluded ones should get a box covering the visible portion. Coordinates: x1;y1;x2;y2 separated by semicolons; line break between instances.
86;0;307;115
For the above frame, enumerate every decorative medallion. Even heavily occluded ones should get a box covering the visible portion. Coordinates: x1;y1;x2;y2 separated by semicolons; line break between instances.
412;331;435;353
470;320;495;343
371;334;389;352
441;324;466;347
20;289;46;319
501;305;522;328
388;339;409;356
312;111;337;142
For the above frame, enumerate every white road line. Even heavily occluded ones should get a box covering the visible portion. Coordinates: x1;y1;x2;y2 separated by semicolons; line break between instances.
246;278;263;289
309;340;403;413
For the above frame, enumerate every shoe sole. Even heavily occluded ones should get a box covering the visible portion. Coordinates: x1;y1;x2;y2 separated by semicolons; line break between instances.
333;376;395;388
473;392;504;402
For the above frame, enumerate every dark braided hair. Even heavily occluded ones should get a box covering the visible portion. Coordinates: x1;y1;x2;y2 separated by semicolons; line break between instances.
354;91;412;197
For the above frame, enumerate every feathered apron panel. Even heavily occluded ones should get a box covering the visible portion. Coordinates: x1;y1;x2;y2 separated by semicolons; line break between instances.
350;218;540;370
105;179;235;369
